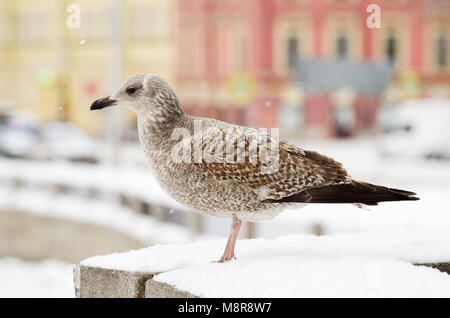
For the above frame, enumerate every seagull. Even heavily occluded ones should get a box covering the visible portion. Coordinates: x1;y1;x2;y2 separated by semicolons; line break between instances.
91;74;419;263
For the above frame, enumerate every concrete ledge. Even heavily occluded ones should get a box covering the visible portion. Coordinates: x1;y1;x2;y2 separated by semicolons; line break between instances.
74;265;156;298
74;264;196;298
145;280;198;298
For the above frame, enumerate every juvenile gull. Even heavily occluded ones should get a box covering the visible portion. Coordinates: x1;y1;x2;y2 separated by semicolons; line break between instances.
91;74;419;262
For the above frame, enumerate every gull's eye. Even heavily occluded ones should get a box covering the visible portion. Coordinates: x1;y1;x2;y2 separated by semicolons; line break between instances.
126;87;137;95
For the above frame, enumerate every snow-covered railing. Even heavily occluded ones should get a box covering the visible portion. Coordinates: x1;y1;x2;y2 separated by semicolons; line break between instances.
0;158;219;264
75;232;450;298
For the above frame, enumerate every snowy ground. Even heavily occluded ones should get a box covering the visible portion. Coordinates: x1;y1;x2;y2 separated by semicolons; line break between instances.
0;258;73;298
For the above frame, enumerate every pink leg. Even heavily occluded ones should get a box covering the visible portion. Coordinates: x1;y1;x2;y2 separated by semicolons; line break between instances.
217;214;242;263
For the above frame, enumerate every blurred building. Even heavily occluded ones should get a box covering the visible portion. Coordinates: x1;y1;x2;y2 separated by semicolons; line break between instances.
175;0;450;136
0;0;175;133
0;0;448;137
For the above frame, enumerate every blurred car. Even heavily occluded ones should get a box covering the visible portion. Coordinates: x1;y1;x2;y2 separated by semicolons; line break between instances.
0;112;39;159
379;98;450;160
36;122;99;163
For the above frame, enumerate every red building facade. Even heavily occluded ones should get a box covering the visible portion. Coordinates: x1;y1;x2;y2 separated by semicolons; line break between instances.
175;0;450;136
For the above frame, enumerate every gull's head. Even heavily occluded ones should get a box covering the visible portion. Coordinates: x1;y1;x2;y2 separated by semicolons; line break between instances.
90;74;182;121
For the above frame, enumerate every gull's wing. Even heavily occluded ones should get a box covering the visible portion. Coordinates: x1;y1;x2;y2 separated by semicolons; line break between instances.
189;123;351;201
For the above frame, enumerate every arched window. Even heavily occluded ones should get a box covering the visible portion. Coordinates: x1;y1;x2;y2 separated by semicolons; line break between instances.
336;34;348;59
386;34;396;64
437;35;448;68
287;36;299;69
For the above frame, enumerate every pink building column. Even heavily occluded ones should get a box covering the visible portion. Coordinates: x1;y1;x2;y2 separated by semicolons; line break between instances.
410;0;424;71
246;0;278;128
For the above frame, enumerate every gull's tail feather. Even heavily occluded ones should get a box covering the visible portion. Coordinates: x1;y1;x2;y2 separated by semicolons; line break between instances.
267;180;419;206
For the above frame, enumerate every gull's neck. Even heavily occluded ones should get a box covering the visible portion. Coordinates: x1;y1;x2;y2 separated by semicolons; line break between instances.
137;108;189;156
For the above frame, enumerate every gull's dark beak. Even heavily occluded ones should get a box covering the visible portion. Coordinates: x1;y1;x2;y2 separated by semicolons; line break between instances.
90;96;117;111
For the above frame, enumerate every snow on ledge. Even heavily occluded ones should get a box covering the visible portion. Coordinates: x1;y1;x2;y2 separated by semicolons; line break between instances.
81;230;450;297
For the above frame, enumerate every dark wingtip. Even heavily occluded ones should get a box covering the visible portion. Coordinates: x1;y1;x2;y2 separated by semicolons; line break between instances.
387;188;417;196
267;181;421;205
385;187;419;201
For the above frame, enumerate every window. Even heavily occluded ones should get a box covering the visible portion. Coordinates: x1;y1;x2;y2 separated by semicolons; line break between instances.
386;34;396;63
336;34;348;59
437;35;448;68
287;36;299;69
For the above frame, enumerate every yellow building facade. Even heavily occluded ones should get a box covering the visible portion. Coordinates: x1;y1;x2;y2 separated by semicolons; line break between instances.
0;0;175;132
